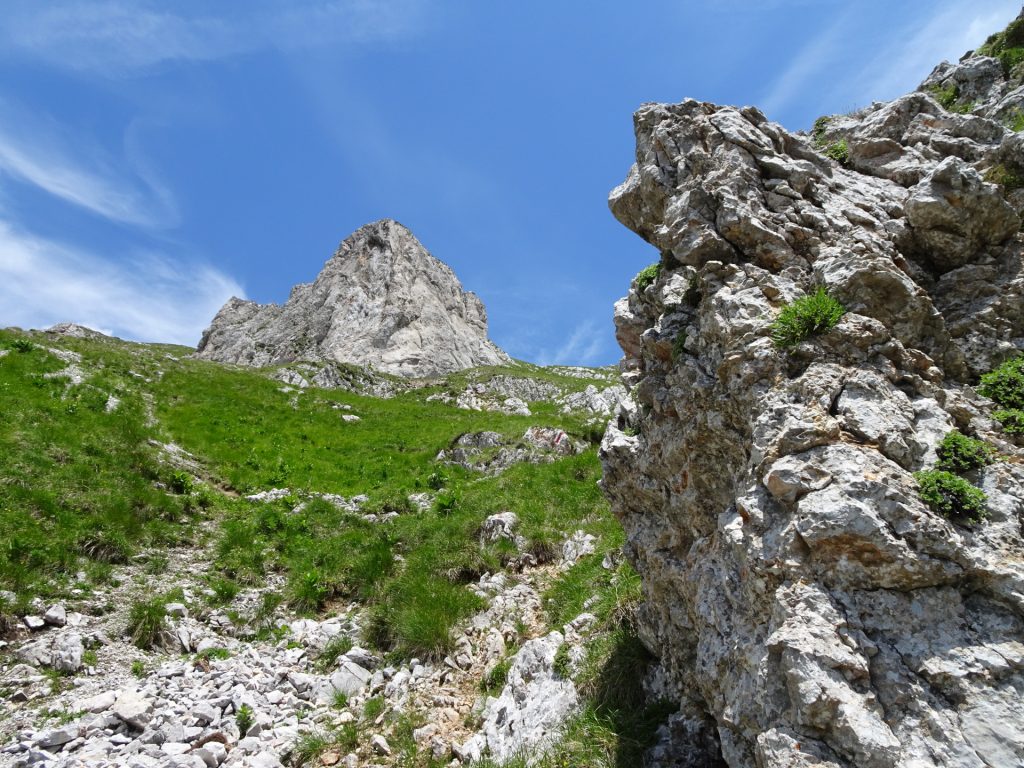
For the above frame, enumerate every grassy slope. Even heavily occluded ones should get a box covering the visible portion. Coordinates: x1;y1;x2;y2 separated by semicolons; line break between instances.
0;328;665;765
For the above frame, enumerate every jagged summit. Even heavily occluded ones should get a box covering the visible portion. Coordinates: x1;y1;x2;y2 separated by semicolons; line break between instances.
195;219;510;377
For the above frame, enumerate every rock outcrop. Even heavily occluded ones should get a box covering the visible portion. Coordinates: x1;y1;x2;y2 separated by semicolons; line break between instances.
601;15;1024;768
196;219;509;377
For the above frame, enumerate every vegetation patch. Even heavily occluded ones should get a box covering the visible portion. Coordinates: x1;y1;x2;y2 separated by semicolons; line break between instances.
936;430;993;474
126;597;168;650
927;83;975;114
984;163;1024;193
914;470;988;525
823;138;850;165
770;287;846;349
480;657;512;695
633;263;662;292
979;355;1024;434
978;14;1024;77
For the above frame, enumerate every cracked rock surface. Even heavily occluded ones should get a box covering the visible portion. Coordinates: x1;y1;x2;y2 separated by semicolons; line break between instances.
600;27;1024;768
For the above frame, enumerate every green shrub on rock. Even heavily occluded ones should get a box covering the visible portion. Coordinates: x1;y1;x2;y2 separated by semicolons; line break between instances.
770;287;846;348
633;263;661;292
978;356;1024;434
914;470;988;525
823;139;850;165
935;430;993;474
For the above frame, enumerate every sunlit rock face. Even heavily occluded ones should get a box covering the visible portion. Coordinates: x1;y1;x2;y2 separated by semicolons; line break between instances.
601;19;1024;768
196;219;509;377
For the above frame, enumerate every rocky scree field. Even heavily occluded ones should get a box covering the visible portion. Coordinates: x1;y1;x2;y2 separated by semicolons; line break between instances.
0;326;662;768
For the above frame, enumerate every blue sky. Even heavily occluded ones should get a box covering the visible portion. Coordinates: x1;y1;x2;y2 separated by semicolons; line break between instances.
0;0;1019;365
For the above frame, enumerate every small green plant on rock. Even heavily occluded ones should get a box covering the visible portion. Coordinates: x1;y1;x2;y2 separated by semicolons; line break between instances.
480;657;512;695
936;430;993;473
914;470;988;524
633;262;661;292
978;355;1024;434
1006;108;1024;132
812;115;833;146
363;696;385;720
671;330;688;362
235;703;255;735
823;138;850;166
553;642;573;679
770;287;846;349
130;660;146;678
928;83;974;114
315;634;354;672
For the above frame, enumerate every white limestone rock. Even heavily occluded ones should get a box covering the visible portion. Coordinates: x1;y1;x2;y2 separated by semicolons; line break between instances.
600;21;1024;766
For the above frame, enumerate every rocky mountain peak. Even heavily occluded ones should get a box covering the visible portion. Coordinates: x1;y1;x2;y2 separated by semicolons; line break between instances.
195;219;509;377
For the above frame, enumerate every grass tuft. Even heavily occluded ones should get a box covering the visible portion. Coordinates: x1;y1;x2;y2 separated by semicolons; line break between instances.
770;287;846;349
126;597;167;650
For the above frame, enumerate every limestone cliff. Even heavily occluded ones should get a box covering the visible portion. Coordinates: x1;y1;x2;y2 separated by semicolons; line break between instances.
601;12;1024;768
195;219;510;377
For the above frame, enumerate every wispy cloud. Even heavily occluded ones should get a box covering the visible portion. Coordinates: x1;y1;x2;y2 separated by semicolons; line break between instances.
0;98;177;227
760;0;1021;122
531;320;608;367
759;12;852;119
0;218;242;345
844;1;1021;107
0;0;428;75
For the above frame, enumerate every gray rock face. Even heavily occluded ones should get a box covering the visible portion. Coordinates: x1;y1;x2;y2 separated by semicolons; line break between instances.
459;632;578;764
601;29;1024;768
196;219;509;378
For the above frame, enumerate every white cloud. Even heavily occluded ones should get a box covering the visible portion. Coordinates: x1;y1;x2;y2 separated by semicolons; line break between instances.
0;219;243;345
0;99;177;228
0;0;428;75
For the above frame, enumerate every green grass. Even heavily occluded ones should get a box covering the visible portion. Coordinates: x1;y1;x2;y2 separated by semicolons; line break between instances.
0;330;201;597
978;15;1024;77
481;657;512;695
315;634;354;671
927;83;975;114
0;327;619;665
823;138;850;165
984;163;1024;193
1006;108;1024;132
770;287;845;349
